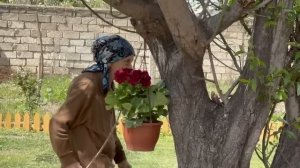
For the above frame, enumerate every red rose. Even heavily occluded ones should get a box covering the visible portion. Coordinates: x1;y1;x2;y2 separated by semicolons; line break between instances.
114;68;133;84
140;71;151;87
129;69;142;86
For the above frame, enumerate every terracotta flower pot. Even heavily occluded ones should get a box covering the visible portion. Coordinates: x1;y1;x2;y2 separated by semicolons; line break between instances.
122;121;162;151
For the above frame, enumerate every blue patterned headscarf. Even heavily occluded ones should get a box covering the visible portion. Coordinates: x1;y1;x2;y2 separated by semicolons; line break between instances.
82;35;135;94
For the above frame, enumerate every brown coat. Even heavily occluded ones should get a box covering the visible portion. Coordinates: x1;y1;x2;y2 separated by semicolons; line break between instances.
49;72;126;168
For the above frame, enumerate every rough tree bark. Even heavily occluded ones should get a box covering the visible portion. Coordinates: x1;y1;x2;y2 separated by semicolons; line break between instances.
104;0;294;167
271;86;300;168
271;15;300;168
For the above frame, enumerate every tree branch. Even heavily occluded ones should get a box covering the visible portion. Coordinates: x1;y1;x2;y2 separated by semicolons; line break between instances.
240;18;252;36
157;0;208;59
109;0;128;19
205;1;245;39
224;77;240;99
211;52;239;72
206;0;228;43
103;0;163;20
80;0;136;33
192;75;215;83
207;45;226;103
219;33;242;72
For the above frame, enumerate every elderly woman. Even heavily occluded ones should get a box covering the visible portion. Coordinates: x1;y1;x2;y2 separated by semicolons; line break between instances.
49;35;134;168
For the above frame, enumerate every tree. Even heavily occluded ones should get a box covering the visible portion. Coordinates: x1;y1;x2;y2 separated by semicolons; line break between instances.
89;0;296;167
271;14;300;168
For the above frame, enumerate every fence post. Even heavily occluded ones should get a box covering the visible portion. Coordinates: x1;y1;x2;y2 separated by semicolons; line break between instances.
24;112;30;131
33;113;40;132
43;113;51;133
14;113;21;129
5;112;11;128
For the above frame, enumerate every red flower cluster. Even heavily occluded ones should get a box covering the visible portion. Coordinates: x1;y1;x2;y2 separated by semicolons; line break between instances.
114;68;151;87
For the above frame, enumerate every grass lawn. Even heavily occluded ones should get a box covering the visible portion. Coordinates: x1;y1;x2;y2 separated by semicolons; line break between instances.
0;129;265;168
0;129;177;168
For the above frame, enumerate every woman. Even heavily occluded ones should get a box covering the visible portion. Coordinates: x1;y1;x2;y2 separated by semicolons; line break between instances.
49;35;134;168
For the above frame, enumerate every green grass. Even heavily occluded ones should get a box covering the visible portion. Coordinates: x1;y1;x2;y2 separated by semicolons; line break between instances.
0;129;266;168
0;129;176;168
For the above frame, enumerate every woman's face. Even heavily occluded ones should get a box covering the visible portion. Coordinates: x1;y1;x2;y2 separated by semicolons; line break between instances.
110;55;134;80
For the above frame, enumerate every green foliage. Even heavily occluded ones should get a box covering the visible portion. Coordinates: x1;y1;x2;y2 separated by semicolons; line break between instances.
0;75;71;113
105;81;169;128
14;69;42;114
41;75;71;103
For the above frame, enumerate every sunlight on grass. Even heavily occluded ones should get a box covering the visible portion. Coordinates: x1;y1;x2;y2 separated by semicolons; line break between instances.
0;129;265;168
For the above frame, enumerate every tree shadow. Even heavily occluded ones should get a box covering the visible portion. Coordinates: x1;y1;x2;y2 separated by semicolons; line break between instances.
0;51;12;84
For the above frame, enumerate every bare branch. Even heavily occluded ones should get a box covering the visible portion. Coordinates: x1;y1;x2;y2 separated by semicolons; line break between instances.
36;13;44;80
157;0;208;59
205;0;272;38
192;75;215;83
219;33;242;72
209;1;222;10
206;0;228;43
207;46;225;103
198;0;211;19
211;52;239;72
224;77;240;99
246;0;272;13
261;103;277;168
205;2;245;39
133;43;143;69
103;0;163;21
212;40;227;50
240;18;252;36
79;0;136;33
255;147;264;163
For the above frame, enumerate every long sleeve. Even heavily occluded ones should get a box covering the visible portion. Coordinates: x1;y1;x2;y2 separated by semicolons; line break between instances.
49;80;93;167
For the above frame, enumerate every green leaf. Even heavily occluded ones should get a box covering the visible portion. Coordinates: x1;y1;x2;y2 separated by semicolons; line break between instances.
234;50;245;56
277;118;288;125
124;119;143;128
105;92;118;106
138;103;151;113
274;88;287;101
150;91;169;108
122;103;132;111
239;78;250;84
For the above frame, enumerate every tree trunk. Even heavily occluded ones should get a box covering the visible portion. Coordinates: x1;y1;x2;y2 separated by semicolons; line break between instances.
271;12;300;168
103;0;294;167
271;86;300;168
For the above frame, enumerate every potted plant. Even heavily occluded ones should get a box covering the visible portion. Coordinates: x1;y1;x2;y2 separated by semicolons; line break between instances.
105;68;169;151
